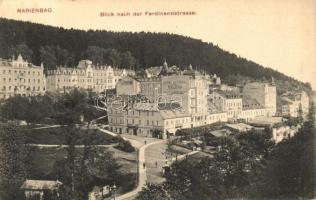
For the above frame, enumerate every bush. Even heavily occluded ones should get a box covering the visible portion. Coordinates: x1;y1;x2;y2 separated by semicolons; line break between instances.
115;138;135;152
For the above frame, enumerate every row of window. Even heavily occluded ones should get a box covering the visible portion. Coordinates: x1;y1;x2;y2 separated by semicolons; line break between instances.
56;85;113;90
55;78;114;83
1;69;41;75
226;101;242;108
50;71;113;76
3;78;42;83
110;114;227;128
110;117;160;126
2;85;45;91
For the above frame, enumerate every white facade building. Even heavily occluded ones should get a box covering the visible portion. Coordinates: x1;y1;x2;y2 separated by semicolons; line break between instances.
280;91;309;118
108;64;227;138
209;91;243;121
46;60;133;93
0;55;46;100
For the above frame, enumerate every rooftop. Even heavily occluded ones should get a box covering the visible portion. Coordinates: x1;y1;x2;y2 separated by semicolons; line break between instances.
159;109;190;119
249;116;284;127
242;96;264;109
216;90;242;99
21;180;62;191
225;123;253;132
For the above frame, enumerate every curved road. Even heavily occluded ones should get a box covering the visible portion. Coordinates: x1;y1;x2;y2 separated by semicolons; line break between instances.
116;140;166;200
98;128;165;200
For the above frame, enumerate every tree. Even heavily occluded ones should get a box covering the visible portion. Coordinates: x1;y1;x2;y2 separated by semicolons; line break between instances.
136;183;171;200
83;46;104;65
252;103;315;199
120;51;136;68
53;126;122;199
0;124;30;200
39;45;57;70
0;95;30;121
0;18;312;95
8;43;33;61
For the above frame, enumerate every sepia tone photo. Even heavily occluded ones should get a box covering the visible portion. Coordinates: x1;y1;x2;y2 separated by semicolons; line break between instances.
0;0;315;199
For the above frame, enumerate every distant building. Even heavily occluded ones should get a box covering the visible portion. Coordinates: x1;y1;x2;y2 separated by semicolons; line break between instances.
108;102;227;138
209;90;243;121
46;60;134;93
243;82;277;116
208;74;221;93
0;54;46;100
116;76;141;96
108;63;227;138
239;97;266;122
225;123;254;132
21;179;62;200
280;90;309;118
247;116;300;143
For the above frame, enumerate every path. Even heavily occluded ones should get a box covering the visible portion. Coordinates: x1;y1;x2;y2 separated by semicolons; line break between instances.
26;144;117;148
32;124;64;130
116;140;165;200
169;150;199;162
97;128;166;200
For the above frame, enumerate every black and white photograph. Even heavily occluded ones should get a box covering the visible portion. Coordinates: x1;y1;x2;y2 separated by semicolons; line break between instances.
0;0;315;199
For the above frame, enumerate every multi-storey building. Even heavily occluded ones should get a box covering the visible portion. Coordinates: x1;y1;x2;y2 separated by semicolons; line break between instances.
243;82;277;116
46;60;133;93
109;63;227;138
108;101;227;138
0;55;46;100
239;98;266;122
209;91;243;121
280;90;309;118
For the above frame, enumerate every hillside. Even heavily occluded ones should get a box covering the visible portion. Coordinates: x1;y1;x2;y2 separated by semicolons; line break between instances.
0;18;312;94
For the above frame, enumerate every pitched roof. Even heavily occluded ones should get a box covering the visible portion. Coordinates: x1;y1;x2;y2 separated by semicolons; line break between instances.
216;91;242;99
159;109;190;119
21;180;62;191
145;66;163;77
242;96;264;109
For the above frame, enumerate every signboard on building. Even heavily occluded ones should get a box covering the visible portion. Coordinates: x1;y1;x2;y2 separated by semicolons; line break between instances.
161;75;189;94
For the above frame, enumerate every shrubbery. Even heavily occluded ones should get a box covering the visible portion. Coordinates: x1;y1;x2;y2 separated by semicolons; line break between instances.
115;137;135;152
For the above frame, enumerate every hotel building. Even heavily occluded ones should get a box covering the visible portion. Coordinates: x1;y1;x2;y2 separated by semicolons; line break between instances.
46;60;134;93
109;62;227;137
0;55;46;100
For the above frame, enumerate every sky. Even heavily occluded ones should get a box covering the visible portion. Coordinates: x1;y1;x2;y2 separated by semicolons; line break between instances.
0;0;315;89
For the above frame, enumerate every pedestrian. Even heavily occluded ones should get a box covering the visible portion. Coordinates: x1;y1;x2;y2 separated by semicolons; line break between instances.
144;140;147;145
143;162;146;169
155;161;158;168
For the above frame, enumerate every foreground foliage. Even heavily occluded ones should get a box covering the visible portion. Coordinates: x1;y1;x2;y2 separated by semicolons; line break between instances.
137;102;315;199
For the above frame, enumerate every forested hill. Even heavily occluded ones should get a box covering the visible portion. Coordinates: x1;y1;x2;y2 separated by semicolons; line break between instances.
0;18;312;94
